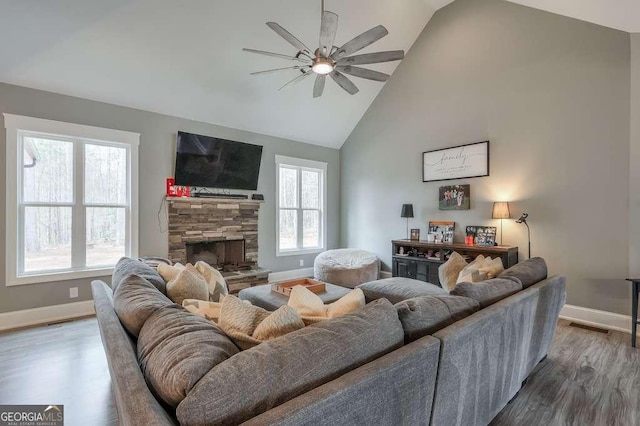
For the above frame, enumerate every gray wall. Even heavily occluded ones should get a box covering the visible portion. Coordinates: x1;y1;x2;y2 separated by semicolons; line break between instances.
0;82;340;314
341;0;631;315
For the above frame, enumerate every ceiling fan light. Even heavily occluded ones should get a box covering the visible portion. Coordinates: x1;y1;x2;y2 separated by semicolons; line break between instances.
312;62;334;75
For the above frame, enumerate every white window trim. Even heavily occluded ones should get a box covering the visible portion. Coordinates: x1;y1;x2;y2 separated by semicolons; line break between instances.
275;154;327;257
3;114;140;286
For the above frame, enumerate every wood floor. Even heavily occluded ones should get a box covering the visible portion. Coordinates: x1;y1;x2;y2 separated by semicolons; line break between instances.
0;318;638;426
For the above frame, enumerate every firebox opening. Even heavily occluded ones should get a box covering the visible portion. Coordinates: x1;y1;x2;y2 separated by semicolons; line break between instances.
186;240;250;272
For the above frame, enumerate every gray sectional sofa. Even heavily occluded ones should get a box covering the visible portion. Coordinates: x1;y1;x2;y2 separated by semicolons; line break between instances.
91;257;565;425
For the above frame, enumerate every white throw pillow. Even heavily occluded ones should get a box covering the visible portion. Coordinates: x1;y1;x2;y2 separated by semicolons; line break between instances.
439;252;468;292
288;286;366;325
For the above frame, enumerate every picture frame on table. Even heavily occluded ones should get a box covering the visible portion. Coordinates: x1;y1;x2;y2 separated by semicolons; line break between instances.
466;226;497;246
410;229;421;241
428;221;455;243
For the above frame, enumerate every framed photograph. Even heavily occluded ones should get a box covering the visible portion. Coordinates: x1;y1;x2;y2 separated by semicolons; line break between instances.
466;226;496;246
439;185;470;210
423;141;490;182
428;221;455;243
410;229;420;241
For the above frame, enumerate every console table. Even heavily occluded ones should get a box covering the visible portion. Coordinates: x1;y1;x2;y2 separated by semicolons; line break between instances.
392;240;519;287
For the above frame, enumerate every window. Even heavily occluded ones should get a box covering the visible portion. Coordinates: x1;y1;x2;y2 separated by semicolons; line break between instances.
276;155;327;256
4;114;139;285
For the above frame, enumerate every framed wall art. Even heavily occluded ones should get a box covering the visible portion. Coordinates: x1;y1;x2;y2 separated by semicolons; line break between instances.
423;141;490;182
439;184;470;210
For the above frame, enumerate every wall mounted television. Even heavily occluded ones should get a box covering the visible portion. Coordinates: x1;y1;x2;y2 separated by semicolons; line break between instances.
174;131;263;190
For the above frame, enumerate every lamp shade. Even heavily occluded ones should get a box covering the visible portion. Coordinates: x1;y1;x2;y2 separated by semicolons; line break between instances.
492;202;511;219
401;204;414;218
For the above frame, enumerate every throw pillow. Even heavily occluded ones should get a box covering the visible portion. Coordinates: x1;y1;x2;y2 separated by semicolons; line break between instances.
137;305;239;407
218;295;305;350
439;252;468;292
288;286;366;325
182;299;223;323
194;261;229;302
112;257;167;294
113;274;173;337
157;262;184;282
166;268;209;305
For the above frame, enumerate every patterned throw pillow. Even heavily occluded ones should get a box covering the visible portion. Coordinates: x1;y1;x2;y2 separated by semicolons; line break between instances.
166;268;209;305
182;299;223;323
158;262;228;302
439;252;468;292
287;286;366;325
218;295;305;350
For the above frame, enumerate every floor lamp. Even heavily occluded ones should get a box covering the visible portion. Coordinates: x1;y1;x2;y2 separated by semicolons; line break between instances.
492;201;511;245
516;213;531;258
401;204;414;239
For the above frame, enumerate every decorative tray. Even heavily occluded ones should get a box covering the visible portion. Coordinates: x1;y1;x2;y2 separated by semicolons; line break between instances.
271;278;326;297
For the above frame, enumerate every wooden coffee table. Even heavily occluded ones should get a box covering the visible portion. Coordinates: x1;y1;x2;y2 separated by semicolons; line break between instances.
238;281;351;311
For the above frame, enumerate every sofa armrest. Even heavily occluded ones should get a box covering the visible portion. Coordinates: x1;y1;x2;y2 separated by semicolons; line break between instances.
242;335;440;426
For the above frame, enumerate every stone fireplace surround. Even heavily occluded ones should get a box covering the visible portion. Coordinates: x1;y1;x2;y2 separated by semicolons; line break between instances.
167;196;269;293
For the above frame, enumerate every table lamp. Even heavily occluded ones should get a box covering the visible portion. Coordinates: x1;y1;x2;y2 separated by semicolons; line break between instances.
492;201;511;245
400;204;414;239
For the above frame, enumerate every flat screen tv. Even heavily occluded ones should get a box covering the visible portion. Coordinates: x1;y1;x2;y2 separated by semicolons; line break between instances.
175;131;263;190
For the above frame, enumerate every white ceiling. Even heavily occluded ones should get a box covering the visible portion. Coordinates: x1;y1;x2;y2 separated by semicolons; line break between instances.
0;1;638;149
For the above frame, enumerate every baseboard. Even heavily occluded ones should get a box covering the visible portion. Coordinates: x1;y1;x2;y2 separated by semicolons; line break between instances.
0;300;95;332
268;267;314;283
380;271;392;279
560;304;639;336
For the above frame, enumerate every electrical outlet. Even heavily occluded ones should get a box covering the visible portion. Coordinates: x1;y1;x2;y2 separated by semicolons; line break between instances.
69;287;78;299
299;259;304;267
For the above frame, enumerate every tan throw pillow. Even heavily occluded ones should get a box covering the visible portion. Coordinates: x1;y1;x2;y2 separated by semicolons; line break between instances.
218;295;305;350
195;261;228;302
166;268;208;305
287;286;366;325
157;262;185;282
439;252;468;292
183;299;222;323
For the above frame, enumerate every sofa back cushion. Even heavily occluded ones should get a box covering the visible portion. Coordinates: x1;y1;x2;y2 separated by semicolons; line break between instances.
357;277;447;304
499;257;548;288
113;274;173;337
395;295;480;342
176;299;404;425
137;305;240;408
451;278;523;308
112;257;166;294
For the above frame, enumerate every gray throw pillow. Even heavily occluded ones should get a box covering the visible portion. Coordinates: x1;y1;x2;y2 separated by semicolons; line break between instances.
112;257;166;294
357;277;447;304
113;274;173;337
395;295;480;342
451;278;523;308
499;257;548;288
176;299;404;425
137;305;240;408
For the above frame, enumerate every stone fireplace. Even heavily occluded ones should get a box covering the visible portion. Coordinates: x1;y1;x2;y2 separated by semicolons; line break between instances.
167;197;269;293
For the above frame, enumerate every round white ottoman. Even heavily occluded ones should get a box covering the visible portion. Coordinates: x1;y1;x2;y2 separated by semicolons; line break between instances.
314;249;380;288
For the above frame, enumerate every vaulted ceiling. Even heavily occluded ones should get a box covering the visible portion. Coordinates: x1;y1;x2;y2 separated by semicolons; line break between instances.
0;0;638;149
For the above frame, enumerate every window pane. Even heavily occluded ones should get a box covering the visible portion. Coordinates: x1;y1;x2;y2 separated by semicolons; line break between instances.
303;210;320;248
279;167;298;208
86;207;126;266
24;206;72;272
301;170;320;209
279;209;297;250
85;144;127;204
23;137;73;203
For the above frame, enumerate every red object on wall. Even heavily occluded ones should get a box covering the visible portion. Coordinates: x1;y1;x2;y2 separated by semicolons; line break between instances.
166;178;191;197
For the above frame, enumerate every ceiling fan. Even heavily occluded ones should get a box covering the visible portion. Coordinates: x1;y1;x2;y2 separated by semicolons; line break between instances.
243;0;405;98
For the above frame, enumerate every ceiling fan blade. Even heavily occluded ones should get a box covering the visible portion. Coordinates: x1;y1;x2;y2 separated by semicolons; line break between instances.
278;71;311;91
313;74;326;98
331;25;389;61
330;70;359;95
336;65;390;82
251;66;309;75
242;48;309;63
266;22;311;53
319;11;339;57
337;50;404;66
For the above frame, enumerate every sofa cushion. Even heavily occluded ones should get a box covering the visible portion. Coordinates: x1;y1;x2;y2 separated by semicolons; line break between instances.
113;274;173;337
395;295;480;342
166;267;209;305
451;278;523;308
137;305;240;408
439;252;468;291
357;277;447;304
287;286;365;325
176;299;404;425
499;257;548;288
112;257;166;294
219;295;305;350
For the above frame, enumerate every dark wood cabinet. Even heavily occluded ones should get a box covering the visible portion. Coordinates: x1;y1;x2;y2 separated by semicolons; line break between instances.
392;240;519;287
